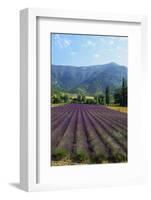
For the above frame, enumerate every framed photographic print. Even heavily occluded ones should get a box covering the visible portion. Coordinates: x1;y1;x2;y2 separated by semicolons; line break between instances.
20;8;147;191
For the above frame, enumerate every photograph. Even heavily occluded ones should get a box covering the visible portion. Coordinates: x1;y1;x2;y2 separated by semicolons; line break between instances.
50;33;128;166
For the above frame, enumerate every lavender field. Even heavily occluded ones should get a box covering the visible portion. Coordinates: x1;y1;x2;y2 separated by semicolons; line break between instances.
51;104;127;166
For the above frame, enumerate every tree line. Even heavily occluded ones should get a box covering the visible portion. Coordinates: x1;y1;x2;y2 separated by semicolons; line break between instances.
52;77;127;107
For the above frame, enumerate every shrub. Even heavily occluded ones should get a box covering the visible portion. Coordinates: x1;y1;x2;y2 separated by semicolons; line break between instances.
109;150;127;163
71;150;88;163
52;148;68;161
91;153;108;164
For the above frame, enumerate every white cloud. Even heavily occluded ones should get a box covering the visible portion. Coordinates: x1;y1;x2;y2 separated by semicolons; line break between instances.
94;54;100;58
81;40;96;47
107;36;127;45
87;40;96;46
116;46;121;50
64;39;72;46
99;38;105;43
71;51;77;56
109;40;114;45
54;34;72;48
119;37;128;41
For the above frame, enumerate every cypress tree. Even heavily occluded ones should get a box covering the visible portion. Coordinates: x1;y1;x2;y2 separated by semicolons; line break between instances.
105;86;110;105
121;77;127;107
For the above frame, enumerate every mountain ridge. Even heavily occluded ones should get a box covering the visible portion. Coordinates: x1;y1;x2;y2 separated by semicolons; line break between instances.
51;62;127;95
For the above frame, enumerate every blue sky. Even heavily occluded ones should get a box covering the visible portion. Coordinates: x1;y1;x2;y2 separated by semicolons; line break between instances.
51;33;128;67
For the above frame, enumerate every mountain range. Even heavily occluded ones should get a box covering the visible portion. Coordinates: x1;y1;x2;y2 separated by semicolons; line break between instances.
51;62;127;95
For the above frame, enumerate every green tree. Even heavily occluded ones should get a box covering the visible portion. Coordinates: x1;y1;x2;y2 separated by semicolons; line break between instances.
114;89;121;105
114;77;127;107
77;94;82;103
53;96;61;104
60;95;64;102
94;95;99;104
86;99;96;104
98;94;105;105
63;94;69;103
105;86;110;105
82;95;86;103
121;78;127;107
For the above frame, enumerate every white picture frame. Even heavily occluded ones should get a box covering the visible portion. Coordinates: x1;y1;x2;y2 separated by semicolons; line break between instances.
20;8;147;192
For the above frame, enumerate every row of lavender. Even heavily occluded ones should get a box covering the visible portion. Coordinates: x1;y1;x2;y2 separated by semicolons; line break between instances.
51;104;127;164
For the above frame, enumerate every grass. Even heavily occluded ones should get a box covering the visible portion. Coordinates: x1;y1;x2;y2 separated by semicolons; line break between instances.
71;150;89;163
91;153;109;164
52;148;69;161
51;149;89;166
107;106;127;113
51;148;127;166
